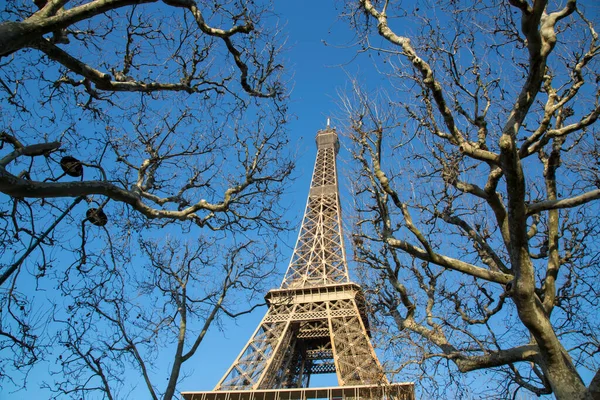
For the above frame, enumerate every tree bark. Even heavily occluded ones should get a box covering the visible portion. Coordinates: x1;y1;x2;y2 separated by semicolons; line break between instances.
0;0;155;57
0;21;40;57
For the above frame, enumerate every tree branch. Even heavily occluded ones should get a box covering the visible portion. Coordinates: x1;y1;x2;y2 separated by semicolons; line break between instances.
384;236;513;284
527;189;600;215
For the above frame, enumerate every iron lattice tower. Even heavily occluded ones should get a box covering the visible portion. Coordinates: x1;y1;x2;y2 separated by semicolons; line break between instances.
183;126;414;400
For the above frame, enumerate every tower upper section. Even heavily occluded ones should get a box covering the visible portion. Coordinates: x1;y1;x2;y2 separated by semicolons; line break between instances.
280;126;350;288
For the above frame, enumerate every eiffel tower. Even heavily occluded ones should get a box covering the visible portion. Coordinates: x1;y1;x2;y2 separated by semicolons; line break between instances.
183;124;414;400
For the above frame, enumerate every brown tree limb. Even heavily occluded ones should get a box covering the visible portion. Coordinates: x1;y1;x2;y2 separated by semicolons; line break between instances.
0;169;249;221
527;189;600;215
384;236;513;284
440;213;510;274
389;305;540;373
0;0;156;57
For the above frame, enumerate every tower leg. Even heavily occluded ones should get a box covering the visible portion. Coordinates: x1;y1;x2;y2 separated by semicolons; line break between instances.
327;299;386;386
215;302;296;390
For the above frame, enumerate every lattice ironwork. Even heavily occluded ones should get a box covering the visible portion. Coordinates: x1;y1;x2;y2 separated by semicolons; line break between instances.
188;126;414;400
281;129;349;288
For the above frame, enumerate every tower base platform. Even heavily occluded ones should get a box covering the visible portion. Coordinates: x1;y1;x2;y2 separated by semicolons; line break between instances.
182;383;414;400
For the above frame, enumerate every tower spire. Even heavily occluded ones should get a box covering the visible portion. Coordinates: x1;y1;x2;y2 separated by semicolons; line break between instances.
281;125;348;288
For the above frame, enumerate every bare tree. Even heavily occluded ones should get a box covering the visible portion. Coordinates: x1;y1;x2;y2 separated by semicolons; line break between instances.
43;236;275;400
0;0;291;392
342;0;599;398
0;0;282;98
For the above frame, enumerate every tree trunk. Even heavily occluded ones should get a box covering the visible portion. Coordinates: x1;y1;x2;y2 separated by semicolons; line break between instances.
513;286;589;399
